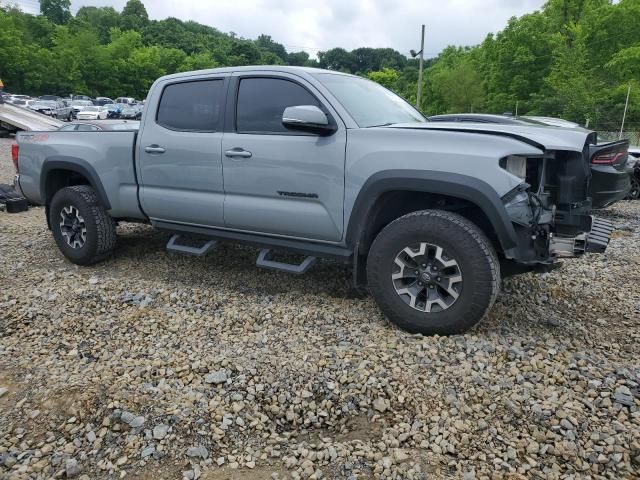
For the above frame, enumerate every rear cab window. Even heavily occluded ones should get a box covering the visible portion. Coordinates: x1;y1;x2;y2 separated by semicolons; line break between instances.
157;79;225;132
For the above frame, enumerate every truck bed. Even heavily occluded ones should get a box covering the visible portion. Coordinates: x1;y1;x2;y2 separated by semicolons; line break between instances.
16;130;145;220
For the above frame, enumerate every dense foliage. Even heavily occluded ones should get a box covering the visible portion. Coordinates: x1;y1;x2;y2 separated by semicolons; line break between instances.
0;0;638;130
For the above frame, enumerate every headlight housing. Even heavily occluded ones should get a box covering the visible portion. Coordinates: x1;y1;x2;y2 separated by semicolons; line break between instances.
500;155;527;180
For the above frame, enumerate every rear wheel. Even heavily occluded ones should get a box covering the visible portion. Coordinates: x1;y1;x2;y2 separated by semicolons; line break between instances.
49;185;117;265
367;210;500;335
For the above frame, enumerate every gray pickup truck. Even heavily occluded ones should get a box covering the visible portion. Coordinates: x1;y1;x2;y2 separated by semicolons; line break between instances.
13;66;616;335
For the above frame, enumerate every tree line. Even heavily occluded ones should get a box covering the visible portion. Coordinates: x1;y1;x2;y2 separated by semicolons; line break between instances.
0;0;638;130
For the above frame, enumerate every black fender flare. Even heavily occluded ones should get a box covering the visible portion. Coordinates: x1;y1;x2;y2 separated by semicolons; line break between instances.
40;157;111;210
346;169;519;253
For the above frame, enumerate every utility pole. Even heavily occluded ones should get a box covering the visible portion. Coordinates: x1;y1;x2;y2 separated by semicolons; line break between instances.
619;83;631;140
416;25;425;111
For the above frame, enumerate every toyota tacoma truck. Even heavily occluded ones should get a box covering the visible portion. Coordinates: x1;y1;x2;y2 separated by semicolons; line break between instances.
12;66;617;335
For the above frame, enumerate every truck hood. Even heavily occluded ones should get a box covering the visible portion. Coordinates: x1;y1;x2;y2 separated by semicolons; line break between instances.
388;122;593;153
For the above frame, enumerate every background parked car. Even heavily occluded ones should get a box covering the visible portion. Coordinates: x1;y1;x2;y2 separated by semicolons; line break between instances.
105;103;125;118
115;97;135;105
70;100;94;118
626;152;640;199
76;105;108;120
58;120;140;131
39;95;63;102
7;94;31;104
72;94;93;102
94;97;114;106
428;113;631;208
29;100;73;121
9;99;30;107
120;105;141;120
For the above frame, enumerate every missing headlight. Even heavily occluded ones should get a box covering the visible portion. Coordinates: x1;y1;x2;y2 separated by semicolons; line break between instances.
500;156;527;179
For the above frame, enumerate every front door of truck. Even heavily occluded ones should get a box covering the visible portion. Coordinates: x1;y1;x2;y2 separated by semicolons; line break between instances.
138;75;228;227
221;73;346;242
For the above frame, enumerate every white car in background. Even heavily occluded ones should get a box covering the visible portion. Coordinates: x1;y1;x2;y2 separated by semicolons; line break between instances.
76;106;108;120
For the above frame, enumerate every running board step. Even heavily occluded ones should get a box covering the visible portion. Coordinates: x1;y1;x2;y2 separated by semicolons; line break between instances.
166;234;218;256
256;249;316;274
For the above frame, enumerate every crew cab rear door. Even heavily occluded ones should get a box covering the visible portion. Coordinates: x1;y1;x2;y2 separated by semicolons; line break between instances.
137;74;228;227
221;72;346;242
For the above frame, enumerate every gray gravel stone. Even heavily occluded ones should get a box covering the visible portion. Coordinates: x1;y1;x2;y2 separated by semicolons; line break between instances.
186;446;208;459
204;370;227;384
614;385;635;407
65;458;82;478
141;446;155;458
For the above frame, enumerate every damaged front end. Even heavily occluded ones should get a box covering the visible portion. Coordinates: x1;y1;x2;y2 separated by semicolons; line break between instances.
500;146;612;265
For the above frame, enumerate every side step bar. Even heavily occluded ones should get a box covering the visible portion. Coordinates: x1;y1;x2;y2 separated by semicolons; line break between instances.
256;249;316;274
166;234;218;256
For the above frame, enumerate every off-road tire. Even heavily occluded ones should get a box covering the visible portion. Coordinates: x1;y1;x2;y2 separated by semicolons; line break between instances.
49;185;116;265
367;209;500;335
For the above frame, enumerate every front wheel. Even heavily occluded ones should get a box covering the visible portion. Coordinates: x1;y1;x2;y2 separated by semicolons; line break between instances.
367;210;500;335
49;185;117;265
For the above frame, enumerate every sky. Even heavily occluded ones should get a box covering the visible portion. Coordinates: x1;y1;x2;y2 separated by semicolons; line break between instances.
10;0;547;58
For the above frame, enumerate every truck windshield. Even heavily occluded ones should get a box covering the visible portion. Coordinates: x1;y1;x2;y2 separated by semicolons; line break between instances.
316;73;426;128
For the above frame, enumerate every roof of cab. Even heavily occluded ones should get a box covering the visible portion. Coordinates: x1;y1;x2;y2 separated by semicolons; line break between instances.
157;65;355;82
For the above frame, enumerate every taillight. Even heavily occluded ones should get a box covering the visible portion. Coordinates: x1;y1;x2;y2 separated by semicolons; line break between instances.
11;142;19;173
591;150;626;165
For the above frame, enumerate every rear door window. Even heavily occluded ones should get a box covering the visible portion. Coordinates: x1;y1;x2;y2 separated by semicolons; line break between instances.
157;79;224;132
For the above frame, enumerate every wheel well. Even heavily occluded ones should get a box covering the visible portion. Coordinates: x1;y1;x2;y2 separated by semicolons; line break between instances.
357;190;502;256
44;169;92;229
44;169;91;205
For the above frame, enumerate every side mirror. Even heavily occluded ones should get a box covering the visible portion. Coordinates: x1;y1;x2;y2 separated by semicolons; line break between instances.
282;105;336;135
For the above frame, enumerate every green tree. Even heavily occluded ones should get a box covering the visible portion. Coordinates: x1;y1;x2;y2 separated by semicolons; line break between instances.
255;34;287;62
40;0;71;25
318;48;356;72
429;56;485;113
367;68;400;90
120;0;148;31
75;6;120;43
179;52;217;72
287;51;309;66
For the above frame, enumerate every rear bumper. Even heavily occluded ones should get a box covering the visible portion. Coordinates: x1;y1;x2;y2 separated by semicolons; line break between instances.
590;165;631;208
13;174;24;197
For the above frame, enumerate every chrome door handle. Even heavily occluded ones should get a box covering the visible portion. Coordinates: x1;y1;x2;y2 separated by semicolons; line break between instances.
145;145;166;154
224;148;252;159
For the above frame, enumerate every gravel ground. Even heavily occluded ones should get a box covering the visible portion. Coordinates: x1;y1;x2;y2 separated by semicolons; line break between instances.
0;137;639;480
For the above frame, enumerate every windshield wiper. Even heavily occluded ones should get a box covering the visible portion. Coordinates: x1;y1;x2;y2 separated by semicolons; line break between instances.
367;122;396;128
